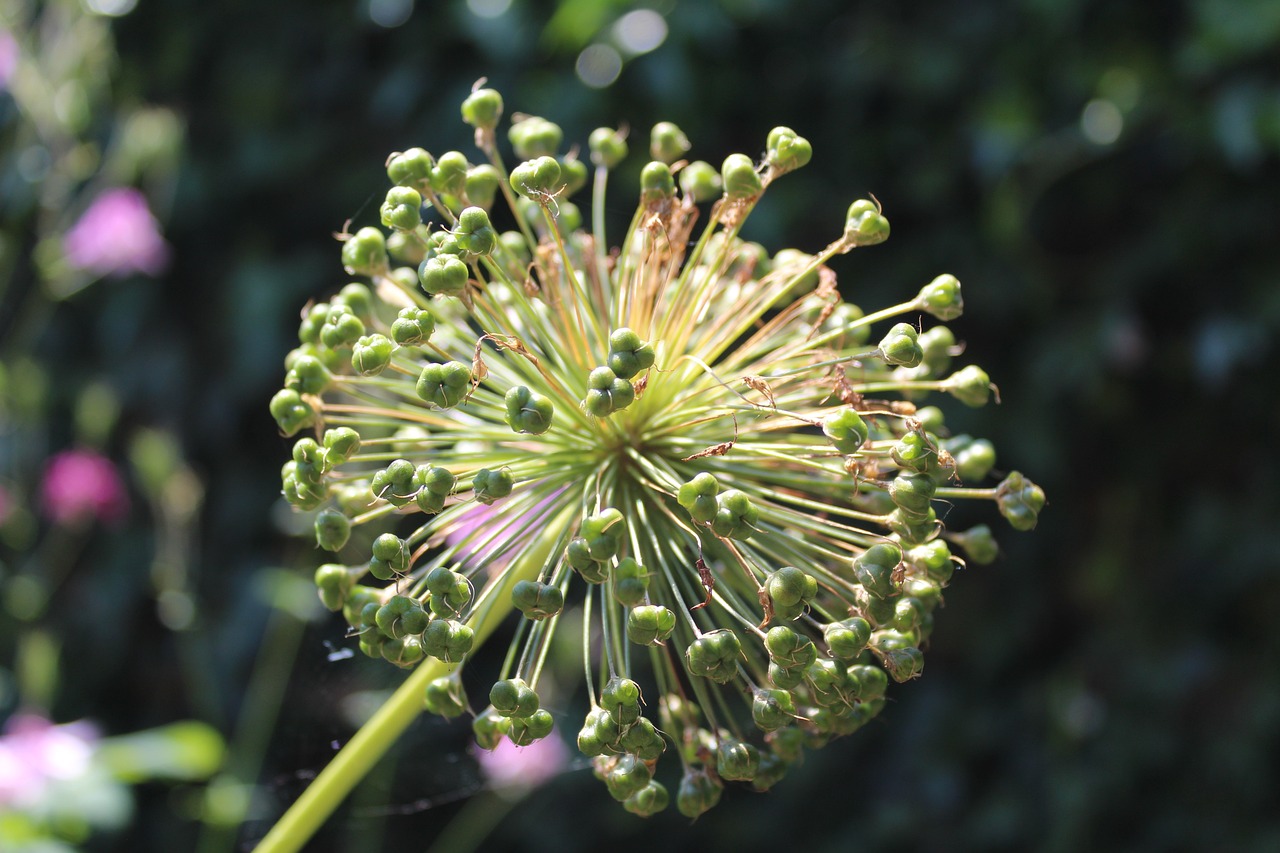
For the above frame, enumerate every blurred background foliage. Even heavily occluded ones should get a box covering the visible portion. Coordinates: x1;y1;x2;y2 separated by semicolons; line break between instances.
1;0;1278;850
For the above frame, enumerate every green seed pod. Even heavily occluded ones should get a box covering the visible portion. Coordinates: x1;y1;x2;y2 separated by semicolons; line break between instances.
461;87;503;130
844;199;890;246
387;232;425;266
909;539;956;583
413;464;455;512
711;489;758;540
421;618;473;662
917;273;964;320
341;585;380;629
589;127;628;169
375;594;429;639
473;707;510;751
822;408;868;454
321;427;361;469
626;605;676;645
285;354;333;395
583;366;635;417
854;542;902;600
893;597;926;632
947;435;997;483
650;121;690;164
849;663;889;701
351;334;394;376
577;709;612;757
558;156;588;197
554;199;582;231
291;437;325;482
765;126;812;174
390;306;436;346
887;506;939;546
946;365;993;407
878;322;924;368
415;361;471;408
380;186;423;231
679;160;722;202
314;564;353;611
371;532;411;571
358;630;385;660
889;471;937;518
511;579;564;620
768;661;805;690
860;590;898;628
892;426;938;473
606;327;656;379
387;147;433;187
917;325;957;376
882;646;925;682
580;507;625;561
321;306;366;350
371;459;417;506
270;389;316;436
611;556;649;607
423;674;468;718
418;255;469;297
676;767;722;819
335;282;375;320
454;206;497;257
685;629;741;683
765;569;818;622
721;153;762;200
751;752;789;792
314;509;351;552
472;467;514;505
382;635;425;668
509;115;563;159
996;471;1045;531
426;567;472;618
464;164;502;210
601;676;643;727
341;227;388;276
567;537;608;583
751;688;796;732
716;738;760;782
604;753;652;802
297;303;329;344
824;616;872;660
639;161;676;205
508;708;555;746
510;156;562;199
430;151;470;198
677;472;720;524
618;716;665;761
624;781;669;817
504;385;554;435
490;677;540;718
952;523;999;564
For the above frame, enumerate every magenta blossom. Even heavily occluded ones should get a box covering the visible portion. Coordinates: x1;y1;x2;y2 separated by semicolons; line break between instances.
474;731;570;797
40;448;130;526
0;714;98;808
63;188;169;278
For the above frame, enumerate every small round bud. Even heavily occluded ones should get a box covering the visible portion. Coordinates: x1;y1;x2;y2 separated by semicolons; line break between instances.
504;385;554;435
676;767;722;819
509;115;563;159
351;334;394;376
426;567;472;618
270;389;316;436
415;361;471;408
336;282;375;320
711;489;758;540
650;121;690;164
321;427;361;470
721;153;762;200
909;539;956;583
606;327;656;379
510;155;563;199
604;754;653;802
752;688;796;732
314;509;351;552
685;629;741;683
679;159;722;203
878;322;924;367
996;471;1046;531
490;677;540;718
464;164;502;210
320;307;366;350
766;126;812;174
371;458;417;507
558;156;588;197
601;677;643;727
822;408;868;454
567;537;608;583
946;365;993;407
314;564;353;611
379;186;422;231
512;580;564;620
381;635;424;667
453;206;497;257
418;255;469;297
639;161;676;205
387;148;432;187
341;227;388;276
716;738;759;782
952;523;999;564
845;199;890;246
584;366;635;417
677;472;720;523
626;605;676;645
882;646;925;682
624;781;669;817
765;568;818;621
424;675;468;718
892;426;939;474
390;306;436;345
376;594;429;639
371;532;411;572
472;467;514;505
619;716;665;761
430;150;470;197
285;355;333;395
422;618;473;662
854;542;902;600
946;435;996;483
917;273;964;320
508;709;555;746
589;127;628;169
461;87;503;130
824;617;872;660
473;707;510;751
889;471;937;518
611;557;649;607
765;625;817;669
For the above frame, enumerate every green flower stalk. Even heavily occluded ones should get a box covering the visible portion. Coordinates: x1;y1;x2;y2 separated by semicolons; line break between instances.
264;83;1045;847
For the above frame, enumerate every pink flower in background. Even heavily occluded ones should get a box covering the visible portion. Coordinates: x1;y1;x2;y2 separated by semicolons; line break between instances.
40;449;130;525
475;732;569;797
0;714;98;808
0;30;17;89
63;188;169;278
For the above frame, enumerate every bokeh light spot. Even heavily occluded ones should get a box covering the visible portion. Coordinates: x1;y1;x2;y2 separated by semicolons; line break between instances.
613;10;667;56
369;0;413;28
1081;99;1123;145
576;44;622;89
467;0;512;19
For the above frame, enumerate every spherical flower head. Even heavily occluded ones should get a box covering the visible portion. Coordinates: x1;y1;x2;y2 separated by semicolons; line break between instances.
272;88;1044;818
40;449;129;526
63;188;169;278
